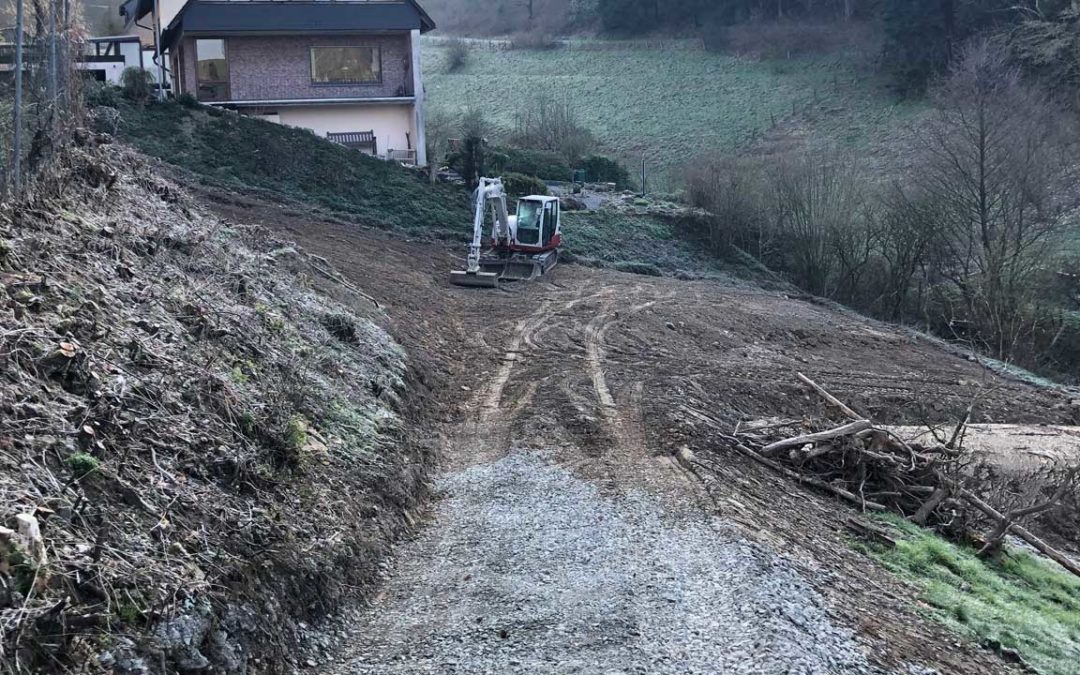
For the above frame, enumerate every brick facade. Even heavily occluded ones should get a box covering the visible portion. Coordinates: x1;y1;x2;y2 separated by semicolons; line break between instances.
179;34;413;102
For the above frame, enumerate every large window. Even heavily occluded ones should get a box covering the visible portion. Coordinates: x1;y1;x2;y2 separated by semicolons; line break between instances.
195;39;229;101
310;46;381;85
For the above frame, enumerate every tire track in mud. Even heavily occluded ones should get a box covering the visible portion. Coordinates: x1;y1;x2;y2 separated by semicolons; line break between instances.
581;287;673;457
448;286;610;468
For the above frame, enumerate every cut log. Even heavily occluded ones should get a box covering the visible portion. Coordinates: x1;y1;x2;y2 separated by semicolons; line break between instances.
845;517;897;547
797;372;861;420
762;420;872;455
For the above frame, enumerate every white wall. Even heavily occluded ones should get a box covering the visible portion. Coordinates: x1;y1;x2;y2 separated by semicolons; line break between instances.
274;104;418;157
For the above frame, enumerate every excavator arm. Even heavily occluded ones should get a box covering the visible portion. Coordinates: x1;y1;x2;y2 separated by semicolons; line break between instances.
452;178;512;288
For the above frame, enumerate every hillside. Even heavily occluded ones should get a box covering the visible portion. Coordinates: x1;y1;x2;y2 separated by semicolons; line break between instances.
421;37;920;188
97;96;471;237
0;136;434;670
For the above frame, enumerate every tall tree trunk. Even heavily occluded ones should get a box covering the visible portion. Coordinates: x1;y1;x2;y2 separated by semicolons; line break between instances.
941;0;956;64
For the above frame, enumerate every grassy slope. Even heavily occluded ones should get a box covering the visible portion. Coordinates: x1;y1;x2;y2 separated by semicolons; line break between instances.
562;209;785;286
861;517;1080;675
108;98;471;236
422;39;914;188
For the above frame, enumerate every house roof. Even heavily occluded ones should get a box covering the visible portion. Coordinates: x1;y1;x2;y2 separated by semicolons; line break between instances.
121;1;436;49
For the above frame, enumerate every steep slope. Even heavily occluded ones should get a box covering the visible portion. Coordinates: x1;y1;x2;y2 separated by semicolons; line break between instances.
94;95;471;237
0;137;433;672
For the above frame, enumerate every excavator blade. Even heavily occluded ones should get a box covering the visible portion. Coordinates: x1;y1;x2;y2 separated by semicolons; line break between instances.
449;269;500;288
498;258;543;281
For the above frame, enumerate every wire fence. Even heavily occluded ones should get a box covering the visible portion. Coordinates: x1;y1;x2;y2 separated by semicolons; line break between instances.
1;0;81;198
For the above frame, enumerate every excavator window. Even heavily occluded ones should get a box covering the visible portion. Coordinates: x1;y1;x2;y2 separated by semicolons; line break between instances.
516;200;542;246
542;202;556;246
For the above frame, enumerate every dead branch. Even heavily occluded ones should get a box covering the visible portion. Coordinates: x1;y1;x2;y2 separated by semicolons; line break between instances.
796;372;861;420
761;419;873;455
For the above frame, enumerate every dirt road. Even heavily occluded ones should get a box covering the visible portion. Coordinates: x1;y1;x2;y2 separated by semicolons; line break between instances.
215;198;1071;673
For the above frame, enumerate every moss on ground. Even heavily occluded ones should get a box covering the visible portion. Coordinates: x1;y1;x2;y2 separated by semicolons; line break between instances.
860;515;1080;675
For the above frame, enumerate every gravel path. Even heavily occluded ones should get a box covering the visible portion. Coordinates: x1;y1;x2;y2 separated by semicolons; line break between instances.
332;449;884;674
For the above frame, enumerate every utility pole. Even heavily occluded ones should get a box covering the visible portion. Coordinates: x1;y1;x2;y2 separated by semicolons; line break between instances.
12;0;25;192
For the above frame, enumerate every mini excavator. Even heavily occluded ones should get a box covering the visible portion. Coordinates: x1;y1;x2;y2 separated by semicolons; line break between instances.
450;177;562;288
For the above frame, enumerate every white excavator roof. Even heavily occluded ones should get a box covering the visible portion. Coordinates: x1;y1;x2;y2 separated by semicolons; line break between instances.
521;195;560;203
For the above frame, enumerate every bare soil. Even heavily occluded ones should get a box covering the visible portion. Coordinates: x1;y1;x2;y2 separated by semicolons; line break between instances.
208;188;1075;673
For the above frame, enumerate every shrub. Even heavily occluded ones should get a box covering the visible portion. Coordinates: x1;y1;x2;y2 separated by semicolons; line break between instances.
120;67;155;103
84;81;121;108
445;38;470;72
511;98;596;164
487;146;570;181
502;172;549;199
579;155;632;188
177;92;199;108
321;312;358;343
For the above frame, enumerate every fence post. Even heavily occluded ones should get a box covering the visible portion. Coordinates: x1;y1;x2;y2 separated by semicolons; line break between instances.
11;0;24;192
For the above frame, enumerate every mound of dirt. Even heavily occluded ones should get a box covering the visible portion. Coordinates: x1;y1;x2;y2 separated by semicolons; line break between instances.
0;137;432;672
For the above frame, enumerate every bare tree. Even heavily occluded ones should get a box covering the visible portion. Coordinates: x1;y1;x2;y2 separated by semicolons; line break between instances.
511;97;595;162
914;38;1078;360
766;153;870;298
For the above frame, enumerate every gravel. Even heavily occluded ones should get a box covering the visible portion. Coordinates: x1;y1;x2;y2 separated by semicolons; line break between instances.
329;449;886;674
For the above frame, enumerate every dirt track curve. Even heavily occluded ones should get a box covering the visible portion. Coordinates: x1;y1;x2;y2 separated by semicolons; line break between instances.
212;198;1074;674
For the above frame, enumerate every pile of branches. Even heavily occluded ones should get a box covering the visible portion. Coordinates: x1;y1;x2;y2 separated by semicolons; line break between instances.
721;373;1080;578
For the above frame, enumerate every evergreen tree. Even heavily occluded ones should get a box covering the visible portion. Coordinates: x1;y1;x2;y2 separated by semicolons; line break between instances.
881;0;954;93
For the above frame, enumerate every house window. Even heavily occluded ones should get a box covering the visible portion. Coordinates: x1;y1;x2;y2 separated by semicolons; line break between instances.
310;46;381;85
195;39;229;101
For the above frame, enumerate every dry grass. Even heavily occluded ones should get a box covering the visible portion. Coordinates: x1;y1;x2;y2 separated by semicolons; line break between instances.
0;137;429;672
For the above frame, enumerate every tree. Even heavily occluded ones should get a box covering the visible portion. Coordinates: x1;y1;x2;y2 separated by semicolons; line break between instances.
914;39;1077;359
881;0;955;93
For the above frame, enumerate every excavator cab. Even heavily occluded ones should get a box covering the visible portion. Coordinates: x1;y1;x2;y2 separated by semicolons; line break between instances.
513;197;560;249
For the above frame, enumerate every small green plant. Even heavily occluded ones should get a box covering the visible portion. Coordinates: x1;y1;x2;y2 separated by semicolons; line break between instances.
116;600;143;624
238;411;258;438
255;304;286;333
283;416;308;454
229;365;249;385
66;452;101;477
120;67;155;103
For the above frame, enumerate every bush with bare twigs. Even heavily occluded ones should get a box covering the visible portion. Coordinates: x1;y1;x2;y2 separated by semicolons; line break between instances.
511;98;596;164
444;37;471;72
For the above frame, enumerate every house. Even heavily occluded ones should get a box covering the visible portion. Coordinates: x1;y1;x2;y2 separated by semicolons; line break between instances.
119;0;435;165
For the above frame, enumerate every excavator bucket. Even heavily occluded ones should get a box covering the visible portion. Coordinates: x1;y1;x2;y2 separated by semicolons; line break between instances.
449;269;500;288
